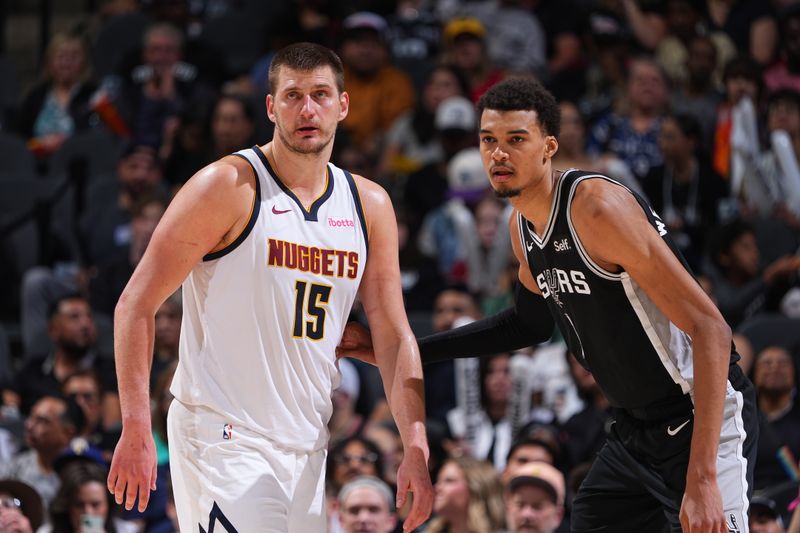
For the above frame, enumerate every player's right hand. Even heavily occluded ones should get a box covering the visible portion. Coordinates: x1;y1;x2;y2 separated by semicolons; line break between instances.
107;421;157;512
336;321;376;365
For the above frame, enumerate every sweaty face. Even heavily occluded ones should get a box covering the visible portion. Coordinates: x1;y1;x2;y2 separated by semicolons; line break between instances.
339;487;397;533
479;109;556;199
268;66;347;156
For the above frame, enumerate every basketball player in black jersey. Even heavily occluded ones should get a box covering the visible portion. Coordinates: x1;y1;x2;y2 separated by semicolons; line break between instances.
339;78;757;533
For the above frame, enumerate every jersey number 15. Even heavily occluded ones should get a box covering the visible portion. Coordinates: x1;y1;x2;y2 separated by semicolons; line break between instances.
293;281;332;340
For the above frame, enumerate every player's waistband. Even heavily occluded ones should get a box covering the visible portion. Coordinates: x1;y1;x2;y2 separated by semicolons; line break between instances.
621;363;748;423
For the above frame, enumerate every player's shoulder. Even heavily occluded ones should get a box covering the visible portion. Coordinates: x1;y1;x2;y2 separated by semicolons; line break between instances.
570;172;639;224
185;154;255;194
347;173;391;209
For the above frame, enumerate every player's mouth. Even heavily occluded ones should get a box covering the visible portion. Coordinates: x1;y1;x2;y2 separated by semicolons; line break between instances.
491;166;514;182
297;126;320;135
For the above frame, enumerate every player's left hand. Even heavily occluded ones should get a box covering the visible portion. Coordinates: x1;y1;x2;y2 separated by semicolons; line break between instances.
679;474;728;533
336;321;376;365
395;445;433;533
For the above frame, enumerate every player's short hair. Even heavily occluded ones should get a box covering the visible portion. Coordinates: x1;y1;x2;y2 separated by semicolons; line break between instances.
477;78;560;137
268;42;345;95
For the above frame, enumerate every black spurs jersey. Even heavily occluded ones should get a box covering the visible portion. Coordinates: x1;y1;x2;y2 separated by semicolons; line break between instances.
518;170;736;419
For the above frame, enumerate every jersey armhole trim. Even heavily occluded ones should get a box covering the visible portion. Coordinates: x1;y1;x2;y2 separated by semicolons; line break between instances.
343;169;370;252
565;175;624;281
202;152;261;262
516;211;529;266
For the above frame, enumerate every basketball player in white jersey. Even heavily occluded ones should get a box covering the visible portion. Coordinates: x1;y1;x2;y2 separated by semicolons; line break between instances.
107;42;433;532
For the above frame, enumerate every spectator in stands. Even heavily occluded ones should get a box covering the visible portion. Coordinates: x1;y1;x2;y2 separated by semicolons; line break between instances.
61;370;115;458
502;437;560;485
150;290;180;390
749;494;787;533
162;93;256;188
753;346;800;461
338;12;415;165
425;286;482;425
701;0;777;66
116;22;216;149
404;96;477;239
378;64;469;181
418;148;511;294
561;351;611;469
328;359;366;444
670;35;726;153
504;461;566;533
656;0;735;85
461;0;547;78
89;195;166;316
328;436;386;495
588;56;669;183
3;294;117;420
712;55;762;179
426;455;505;533
384;0;442;88
0;479;44;533
42;460;137;533
551;100;642;196
16;33;98;158
397;207;446;313
446;353;512;471
706;219;800;327
337;476;397;533
643;112;728;270
765;4;800;94
440;17;504;103
0;395;83;510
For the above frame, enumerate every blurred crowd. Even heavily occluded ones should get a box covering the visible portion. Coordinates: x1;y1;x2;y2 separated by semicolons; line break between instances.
1;0;800;531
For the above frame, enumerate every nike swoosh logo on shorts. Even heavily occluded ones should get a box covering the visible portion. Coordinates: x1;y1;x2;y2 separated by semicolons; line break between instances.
272;205;291;215
666;419;690;436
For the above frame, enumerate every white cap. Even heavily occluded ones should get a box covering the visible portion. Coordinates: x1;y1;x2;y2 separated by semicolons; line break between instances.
435;96;476;131
447;148;488;201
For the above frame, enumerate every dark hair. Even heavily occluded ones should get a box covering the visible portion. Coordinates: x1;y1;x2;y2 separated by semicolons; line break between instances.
722;55;763;85
479;353;510;411
708;218;755;270
47;293;87;321
268;42;344;95
326;435;385;491
767;88;800;109
665;112;702;142
477;77;561;137
215;93;256;124
50;461;116;533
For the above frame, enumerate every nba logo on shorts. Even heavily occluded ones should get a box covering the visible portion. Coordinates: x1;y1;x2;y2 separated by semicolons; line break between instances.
222;423;233;440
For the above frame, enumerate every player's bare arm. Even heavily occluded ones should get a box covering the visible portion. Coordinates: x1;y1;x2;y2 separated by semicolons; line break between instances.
570;179;730;533
108;156;256;512
353;174;434;532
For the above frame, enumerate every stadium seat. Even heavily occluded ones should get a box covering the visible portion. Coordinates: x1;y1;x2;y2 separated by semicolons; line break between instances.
91;12;149;79
48;129;122;183
0;132;36;180
736;313;800;355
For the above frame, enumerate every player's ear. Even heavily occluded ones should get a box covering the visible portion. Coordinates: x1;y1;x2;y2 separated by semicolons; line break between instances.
266;94;276;123
543;135;558;163
339;91;350;121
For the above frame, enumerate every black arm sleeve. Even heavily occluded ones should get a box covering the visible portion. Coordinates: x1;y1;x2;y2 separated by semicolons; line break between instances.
418;284;554;365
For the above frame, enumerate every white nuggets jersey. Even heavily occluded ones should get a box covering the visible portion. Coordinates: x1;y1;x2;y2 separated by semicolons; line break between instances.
171;146;369;451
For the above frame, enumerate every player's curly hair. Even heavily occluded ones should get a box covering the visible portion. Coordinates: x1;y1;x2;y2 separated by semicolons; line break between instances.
477;77;561;137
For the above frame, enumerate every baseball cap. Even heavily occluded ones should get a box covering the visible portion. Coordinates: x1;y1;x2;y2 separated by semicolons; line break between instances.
54;437;108;474
443;17;486;43
446;148;488;202
343;12;387;34
0;479;44;530
508;461;566;506
749;494;779;519
435;96;476;132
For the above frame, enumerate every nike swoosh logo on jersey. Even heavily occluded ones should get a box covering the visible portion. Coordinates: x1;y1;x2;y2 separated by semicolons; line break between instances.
666;419;690;436
272;205;291;215
526;241;535;252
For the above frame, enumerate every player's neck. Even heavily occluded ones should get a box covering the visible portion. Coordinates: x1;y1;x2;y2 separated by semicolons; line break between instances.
262;141;331;196
510;167;559;237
